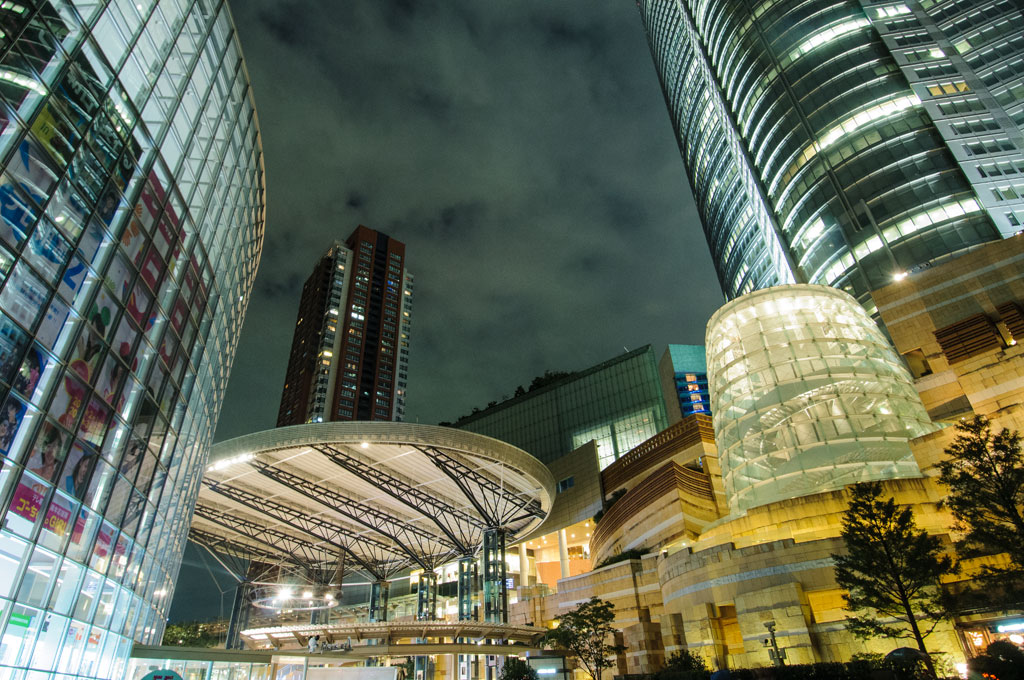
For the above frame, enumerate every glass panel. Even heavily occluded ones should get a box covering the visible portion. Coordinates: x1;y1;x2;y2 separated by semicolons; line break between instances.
0;530;28;598
0;603;43;667
48;557;82;615
16;546;58;606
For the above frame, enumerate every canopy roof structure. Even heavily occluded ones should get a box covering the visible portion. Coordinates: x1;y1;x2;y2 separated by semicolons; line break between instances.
190;423;556;581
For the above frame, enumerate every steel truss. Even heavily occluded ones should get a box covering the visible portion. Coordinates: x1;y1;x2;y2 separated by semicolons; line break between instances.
250;459;458;570
416;445;544;527
203;479;408;580
313;443;482;552
193;503;334;573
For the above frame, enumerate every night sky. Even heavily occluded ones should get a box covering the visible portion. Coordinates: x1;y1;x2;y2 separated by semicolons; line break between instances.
211;1;726;443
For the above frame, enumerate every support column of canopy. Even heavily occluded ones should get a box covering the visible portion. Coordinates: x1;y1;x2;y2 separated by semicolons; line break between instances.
369;579;390;622
483;529;509;680
415;571;438;680
365;578;391;666
457;556;477;680
309;564;335;625
483;529;508;624
225;579;251;650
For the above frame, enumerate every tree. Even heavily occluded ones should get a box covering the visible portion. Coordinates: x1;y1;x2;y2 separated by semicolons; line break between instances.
500;658;539;680
832;481;955;679
937;416;1024;575
161;621;219;647
660;650;707;676
543;597;625;680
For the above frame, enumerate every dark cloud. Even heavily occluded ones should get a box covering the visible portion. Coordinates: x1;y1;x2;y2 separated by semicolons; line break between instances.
213;1;725;442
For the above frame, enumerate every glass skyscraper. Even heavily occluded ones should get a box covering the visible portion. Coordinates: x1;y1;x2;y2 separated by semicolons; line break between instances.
637;0;1021;309
0;2;264;678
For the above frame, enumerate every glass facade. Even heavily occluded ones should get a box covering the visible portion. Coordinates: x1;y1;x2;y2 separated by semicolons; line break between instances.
636;0;1016;309
455;346;669;470
127;655;273;680
0;1;265;678
706;285;936;513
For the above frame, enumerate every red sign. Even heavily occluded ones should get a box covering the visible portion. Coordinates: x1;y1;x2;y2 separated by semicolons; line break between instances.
9;481;43;522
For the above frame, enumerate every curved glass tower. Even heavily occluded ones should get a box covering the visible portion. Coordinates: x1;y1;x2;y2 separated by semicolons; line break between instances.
637;0;1021;308
706;285;936;513
0;1;265;678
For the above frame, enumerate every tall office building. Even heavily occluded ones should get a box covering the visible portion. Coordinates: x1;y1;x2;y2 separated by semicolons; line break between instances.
0;1;265;678
637;0;1021;309
277;226;412;425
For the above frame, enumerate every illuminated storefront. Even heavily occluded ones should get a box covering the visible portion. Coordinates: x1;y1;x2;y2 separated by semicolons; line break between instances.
0;1;265;678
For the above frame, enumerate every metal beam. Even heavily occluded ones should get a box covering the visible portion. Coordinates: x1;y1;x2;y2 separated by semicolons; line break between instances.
417;445;544;528
313;444;481;552
203;480;407;580
189;528;286;567
251;460;458;570
192;504;330;572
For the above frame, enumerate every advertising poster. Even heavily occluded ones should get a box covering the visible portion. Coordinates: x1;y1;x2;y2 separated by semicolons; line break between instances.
95;351;128;411
61;442;97;500
117;434;145;483
78;395;110;447
0;171;42;251
104;252;131;303
169;296;188;336
0;393;28;456
0;260;49;332
0;312;29;384
92;521;115;568
83;457;115;514
42;491;72;538
37;296;70;350
133;450;157;497
8;479;44;524
66;313;105;386
50;370;88;432
58;252;92;309
104;475;132;526
12;343;47;398
125;279;154;332
25;420;67;481
68;506;98;563
23;217;70;285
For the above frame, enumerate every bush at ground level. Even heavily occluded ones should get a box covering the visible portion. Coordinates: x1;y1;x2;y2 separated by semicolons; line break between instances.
623;659;959;680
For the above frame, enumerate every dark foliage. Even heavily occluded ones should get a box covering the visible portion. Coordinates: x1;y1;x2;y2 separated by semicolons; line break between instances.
446;370;576;425
596;547;648;569
161;621;220;647
501;658;540;680
938;416;1024;605
832;482;956;678
968;641;1024;680
543;597;625;680
593;488;627;525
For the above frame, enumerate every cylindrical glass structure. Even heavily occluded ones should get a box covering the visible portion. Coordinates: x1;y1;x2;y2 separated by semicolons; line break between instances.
0;1;265;678
706;285;935;513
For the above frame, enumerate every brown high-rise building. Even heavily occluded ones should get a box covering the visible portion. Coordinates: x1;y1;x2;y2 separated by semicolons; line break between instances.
277;226;413;425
